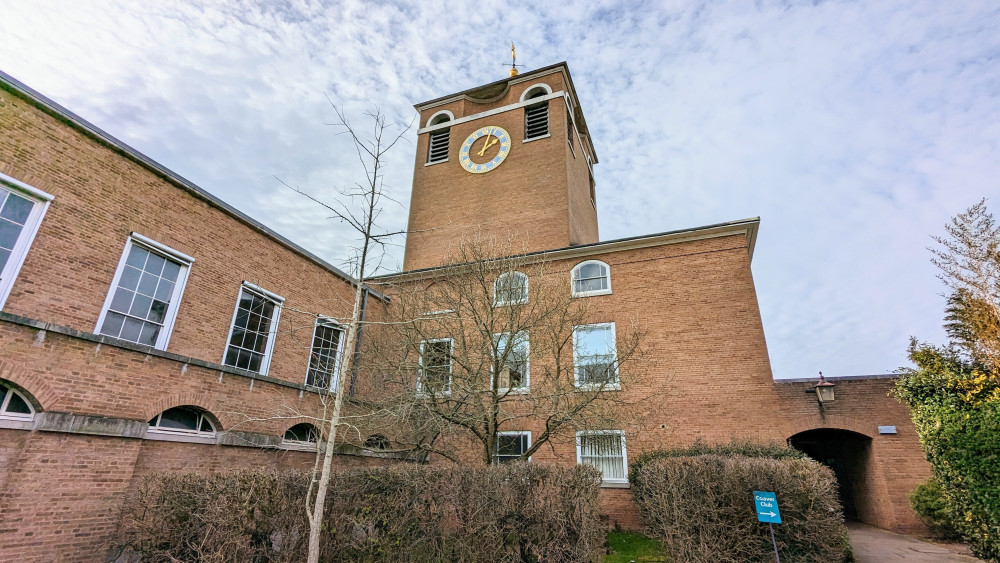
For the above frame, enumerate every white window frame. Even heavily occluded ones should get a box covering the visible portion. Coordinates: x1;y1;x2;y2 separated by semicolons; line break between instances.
146;406;217;444
494;271;529;306
519;83;553;103
304;316;346;390
94;234;194;350
0;382;35;423
576;430;628;485
223;282;284;376
418;338;453;395
494;430;532;464
492;331;530;394
281;423;320;451
573;322;620;390
570;260;612;298
0;173;54;310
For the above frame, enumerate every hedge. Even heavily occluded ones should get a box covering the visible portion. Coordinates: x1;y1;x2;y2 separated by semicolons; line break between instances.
629;440;806;482
901;396;1000;560
632;451;851;563
895;342;1000;562
113;463;605;562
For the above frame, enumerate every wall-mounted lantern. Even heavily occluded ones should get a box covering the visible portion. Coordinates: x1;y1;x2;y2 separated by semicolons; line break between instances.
815;372;835;404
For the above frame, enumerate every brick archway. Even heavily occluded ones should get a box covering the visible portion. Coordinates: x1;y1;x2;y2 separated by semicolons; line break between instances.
789;428;876;523
142;393;223;429
0;358;57;411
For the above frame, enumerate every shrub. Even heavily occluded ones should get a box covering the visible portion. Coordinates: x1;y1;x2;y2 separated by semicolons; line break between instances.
114;463;605;562
632;453;851;563
629;439;805;482
910;477;961;540
896;342;1000;561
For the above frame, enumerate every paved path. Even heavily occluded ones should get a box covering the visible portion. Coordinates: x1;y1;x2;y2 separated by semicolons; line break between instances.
847;522;983;562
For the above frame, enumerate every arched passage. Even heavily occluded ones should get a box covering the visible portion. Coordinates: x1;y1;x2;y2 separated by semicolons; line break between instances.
789;428;873;522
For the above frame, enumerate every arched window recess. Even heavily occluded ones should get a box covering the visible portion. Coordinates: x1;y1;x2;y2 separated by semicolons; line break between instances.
425;110;455;128
0;381;36;426
282;423;320;451
146;405;217;443
519;83;553;103
364;433;391;451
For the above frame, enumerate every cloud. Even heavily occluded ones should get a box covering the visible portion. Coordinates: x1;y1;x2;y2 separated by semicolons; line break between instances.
1;0;998;378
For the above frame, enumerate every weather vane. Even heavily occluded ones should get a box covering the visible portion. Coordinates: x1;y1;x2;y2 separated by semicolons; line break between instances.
504;43;521;77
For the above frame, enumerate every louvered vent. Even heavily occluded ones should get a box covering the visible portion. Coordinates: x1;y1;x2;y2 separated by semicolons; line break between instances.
525;102;549;139
427;130;449;163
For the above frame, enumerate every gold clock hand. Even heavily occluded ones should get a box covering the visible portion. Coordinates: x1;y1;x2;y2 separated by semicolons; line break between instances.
478;131;494;156
478;129;498;156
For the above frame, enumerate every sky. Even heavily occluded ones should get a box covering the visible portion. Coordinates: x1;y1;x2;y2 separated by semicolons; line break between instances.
2;0;998;379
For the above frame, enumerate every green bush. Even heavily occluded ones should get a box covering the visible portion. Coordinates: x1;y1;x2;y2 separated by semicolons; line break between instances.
632;452;851;563
910;477;961;540
114;463;605;562
896;342;1000;562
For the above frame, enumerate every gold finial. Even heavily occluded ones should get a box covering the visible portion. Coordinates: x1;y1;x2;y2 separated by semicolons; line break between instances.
509;43;519;76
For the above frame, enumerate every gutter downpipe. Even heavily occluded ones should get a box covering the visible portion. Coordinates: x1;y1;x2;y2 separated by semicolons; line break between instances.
348;286;368;398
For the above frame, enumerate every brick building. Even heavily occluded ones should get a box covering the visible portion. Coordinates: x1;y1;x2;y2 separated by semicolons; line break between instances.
0;71;403;562
380;62;932;532
0;62;931;560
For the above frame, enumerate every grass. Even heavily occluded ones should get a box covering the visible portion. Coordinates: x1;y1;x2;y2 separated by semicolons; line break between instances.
605;531;669;562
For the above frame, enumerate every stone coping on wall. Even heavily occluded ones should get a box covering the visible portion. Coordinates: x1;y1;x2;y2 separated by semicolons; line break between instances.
775;373;897;384
0;410;421;462
0;311;322;395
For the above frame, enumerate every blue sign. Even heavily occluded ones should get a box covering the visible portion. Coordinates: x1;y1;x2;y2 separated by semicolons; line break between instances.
753;491;782;524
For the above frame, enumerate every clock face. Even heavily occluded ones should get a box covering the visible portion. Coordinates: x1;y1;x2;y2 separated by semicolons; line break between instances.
459;126;512;174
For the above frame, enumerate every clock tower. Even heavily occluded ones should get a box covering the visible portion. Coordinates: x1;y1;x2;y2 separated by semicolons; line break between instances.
403;62;599;271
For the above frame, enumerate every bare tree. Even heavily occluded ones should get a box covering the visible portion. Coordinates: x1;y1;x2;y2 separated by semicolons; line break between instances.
359;235;650;466
283;105;410;563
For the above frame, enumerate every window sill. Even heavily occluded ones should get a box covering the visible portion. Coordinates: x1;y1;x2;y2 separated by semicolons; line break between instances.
425;158;449;167
498;387;529;395
145;429;218;444
523;134;551;144
0;416;33;430
222;363;269;378
96;333;167;352
279;441;319;452
424;309;455;316
304;383;337;394
494;299;529;307
574;383;621;392
600;481;631;489
416;390;452;399
572;289;612;298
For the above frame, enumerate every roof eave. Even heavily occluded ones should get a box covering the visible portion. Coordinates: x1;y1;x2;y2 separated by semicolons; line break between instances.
371;217;761;282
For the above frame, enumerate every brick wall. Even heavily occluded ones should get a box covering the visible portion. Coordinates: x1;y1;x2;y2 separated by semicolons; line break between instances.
0;426;398;563
0;431;143;561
